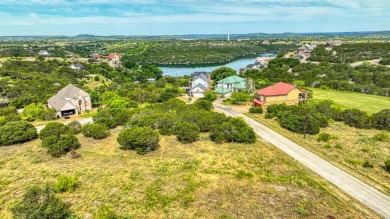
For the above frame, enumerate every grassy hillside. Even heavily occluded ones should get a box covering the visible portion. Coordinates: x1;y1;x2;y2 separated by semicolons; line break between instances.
311;88;390;114
247;113;390;196
0;129;373;218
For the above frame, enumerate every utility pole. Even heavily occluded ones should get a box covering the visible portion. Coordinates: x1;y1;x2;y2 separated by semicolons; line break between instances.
303;96;310;139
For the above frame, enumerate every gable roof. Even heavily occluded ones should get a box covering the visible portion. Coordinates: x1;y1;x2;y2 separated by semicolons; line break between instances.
48;84;89;111
191;72;210;77
192;83;207;91
193;74;209;83
71;63;85;69
257;82;303;96
217;75;245;84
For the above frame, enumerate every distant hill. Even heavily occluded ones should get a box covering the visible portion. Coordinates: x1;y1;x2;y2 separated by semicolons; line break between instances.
1;30;390;41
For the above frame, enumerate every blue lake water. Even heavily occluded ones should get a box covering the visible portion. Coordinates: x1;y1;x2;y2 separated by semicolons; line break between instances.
159;53;276;76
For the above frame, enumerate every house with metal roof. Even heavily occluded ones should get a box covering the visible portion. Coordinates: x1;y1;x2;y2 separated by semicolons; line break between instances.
253;82;307;110
215;75;247;95
70;63;85;70
48;84;92;118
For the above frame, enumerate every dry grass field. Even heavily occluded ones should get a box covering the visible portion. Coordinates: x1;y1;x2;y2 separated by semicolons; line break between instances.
0;128;376;218
247;113;390;196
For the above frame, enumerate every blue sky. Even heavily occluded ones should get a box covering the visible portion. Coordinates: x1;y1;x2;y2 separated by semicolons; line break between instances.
0;0;389;36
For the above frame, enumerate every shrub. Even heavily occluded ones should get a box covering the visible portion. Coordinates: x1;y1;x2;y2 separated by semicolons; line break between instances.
0;113;21;126
11;186;73;219
67;121;82;134
249;106;263;114
156;113;176;135
200;91;218;102
174;122;200;144
194;99;213;111
277;112;320;135
41;133;80;158
265;103;288;119
317;133;332;142
53;175;79;193
210;118;256;144
21;103;56;121
0;121;38;146
362;160;374;168
0;106;17;116
372;131;389;142
39;122;74;140
342;109;371;129
385;159;390;172
231;92;251;104
371;109;390;131
128;100;139;108
93;108;132;128
82;123;109;139
95;205;118;219
117;127;160;154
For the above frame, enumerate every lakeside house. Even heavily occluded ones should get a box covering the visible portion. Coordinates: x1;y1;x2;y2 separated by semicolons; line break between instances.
89;52;123;68
191;73;210;97
215;75;247;96
253;82;307;110
48;84;92;118
191;71;211;77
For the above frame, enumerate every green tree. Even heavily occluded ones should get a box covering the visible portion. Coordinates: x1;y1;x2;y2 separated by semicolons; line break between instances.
211;67;236;81
174;122;200;144
117;127;160;154
0;121;38;146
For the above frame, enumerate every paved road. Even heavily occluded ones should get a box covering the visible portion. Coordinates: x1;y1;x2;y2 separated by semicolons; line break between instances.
35;118;93;133
214;103;390;218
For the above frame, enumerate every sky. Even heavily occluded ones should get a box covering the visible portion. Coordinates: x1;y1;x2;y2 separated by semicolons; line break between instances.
0;0;389;36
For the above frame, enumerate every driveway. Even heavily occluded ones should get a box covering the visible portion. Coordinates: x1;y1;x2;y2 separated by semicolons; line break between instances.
214;103;390;218
35;117;93;133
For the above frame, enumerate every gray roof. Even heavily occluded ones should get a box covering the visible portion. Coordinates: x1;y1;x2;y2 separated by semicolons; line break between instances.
191;72;210;77
193;74;209;83
48;84;88;111
71;63;85;69
192;83;208;91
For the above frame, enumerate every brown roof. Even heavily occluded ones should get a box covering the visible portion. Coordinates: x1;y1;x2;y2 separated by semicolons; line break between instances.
48;84;88;111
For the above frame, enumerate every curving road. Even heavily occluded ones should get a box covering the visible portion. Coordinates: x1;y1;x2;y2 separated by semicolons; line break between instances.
214;103;390;218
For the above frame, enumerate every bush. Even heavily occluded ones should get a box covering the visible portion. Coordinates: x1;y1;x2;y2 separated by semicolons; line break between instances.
41;133;80;158
249;106;263;114
371;109;390;131
342;109;371;129
21;103;56;121
317;133;332;142
67;121;82;134
231;92;251;104
95;205;118;219
210;118;256;144
0;121;38;146
174;122;200;144
117;127;160;154
39;122;74;140
53;175;79;193
385;159;390;172
11;186;73;219
0;113;21;126
362;160;374;168
82;123;109;139
277;112;320;135
93;108;132;128
194;99;213;111
372;131;390;142
156;113;176;135
200;91;218;102
265;103;288;119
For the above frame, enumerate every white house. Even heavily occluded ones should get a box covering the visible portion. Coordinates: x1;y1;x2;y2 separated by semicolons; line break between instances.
38;50;50;56
191;74;209;98
70;63;85;70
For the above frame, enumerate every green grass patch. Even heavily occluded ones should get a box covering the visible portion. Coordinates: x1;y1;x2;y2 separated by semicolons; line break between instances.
311;88;390;115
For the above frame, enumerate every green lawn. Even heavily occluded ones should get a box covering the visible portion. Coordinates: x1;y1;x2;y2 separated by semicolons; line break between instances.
311;88;390;115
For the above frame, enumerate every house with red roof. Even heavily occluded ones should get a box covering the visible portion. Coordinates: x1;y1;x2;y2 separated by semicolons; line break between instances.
253;82;307;110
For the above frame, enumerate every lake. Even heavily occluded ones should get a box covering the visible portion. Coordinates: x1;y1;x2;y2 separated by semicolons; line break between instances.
159;53;276;76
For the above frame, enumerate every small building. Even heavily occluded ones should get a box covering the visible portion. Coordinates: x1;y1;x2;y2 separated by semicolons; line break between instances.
191;74;210;97
191;71;211;77
215;75;247;95
109;60;122;68
38;50;50;56
253;82;307;110
48;84;92;118
70;63;85;70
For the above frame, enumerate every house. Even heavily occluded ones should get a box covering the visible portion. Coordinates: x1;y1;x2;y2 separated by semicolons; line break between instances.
326;40;343;47
109;60;122;68
48;84;92;118
191;71;211;77
38;50;50;56
253;82;307;110
215;75;247;95
70;63;85;70
191;74;210;97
